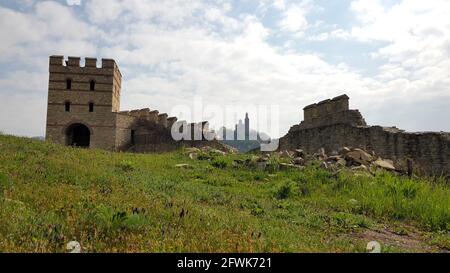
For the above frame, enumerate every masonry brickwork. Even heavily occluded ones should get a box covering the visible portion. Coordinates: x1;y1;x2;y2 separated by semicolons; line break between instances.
279;95;450;174
45;56;221;152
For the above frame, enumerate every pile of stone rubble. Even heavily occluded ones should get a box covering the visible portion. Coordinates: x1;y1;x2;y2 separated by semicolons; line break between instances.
182;145;409;175
248;147;401;174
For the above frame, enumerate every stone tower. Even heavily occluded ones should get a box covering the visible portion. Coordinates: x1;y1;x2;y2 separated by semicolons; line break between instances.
45;56;123;150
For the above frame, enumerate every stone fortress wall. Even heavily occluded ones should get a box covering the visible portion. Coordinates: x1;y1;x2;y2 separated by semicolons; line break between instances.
46;56;219;152
279;95;450;174
46;56;449;171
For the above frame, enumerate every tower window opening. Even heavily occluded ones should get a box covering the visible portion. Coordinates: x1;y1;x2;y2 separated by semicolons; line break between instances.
131;130;136;145
65;101;71;112
90;80;95;91
89;102;94;112
66;79;72;90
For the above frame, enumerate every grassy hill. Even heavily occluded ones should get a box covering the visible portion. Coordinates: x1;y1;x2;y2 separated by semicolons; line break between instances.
0;134;448;253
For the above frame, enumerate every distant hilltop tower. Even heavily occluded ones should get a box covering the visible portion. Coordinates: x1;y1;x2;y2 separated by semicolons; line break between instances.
231;113;250;141
245;112;250;141
45;56;123;150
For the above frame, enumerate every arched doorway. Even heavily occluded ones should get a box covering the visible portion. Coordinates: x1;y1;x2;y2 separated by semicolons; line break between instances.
66;123;91;148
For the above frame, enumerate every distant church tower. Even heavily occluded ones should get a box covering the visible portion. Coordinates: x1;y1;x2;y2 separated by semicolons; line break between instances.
45;56;122;150
245;113;250;141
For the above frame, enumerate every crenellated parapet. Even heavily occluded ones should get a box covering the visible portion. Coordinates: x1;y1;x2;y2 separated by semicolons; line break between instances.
119;107;185;132
158;113;168;127
167;117;178;128
49;56;120;73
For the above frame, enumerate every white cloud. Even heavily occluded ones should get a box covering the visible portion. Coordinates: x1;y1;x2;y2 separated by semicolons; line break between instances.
85;0;206;26
0;1;97;63
85;0;122;23
66;0;82;6
273;0;286;10
278;4;309;34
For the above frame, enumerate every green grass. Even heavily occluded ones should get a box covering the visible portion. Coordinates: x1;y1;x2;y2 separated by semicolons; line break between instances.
0;134;448;253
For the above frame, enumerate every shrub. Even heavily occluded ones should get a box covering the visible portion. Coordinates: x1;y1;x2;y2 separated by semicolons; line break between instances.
330;212;372;230
116;160;135;172
298;184;310;197
211;157;229;169
275;180;297;200
251;207;265;216
0;173;11;194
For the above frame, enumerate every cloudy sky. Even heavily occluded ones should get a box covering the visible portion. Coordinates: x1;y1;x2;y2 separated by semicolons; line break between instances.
0;0;449;138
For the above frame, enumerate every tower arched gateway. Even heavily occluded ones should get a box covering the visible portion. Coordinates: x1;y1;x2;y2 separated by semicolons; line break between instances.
65;123;91;147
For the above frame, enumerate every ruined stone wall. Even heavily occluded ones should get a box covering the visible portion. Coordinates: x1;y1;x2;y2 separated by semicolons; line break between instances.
280;95;450;174
132;120;221;153
115;113;138;151
280;124;450;174
298;110;367;130
115;108;184;152
301;94;366;129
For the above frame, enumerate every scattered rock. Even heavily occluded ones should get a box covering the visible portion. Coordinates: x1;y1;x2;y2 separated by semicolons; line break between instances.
200;146;212;152
373;159;396;171
351;165;368;171
279;163;298;170
318;148;327;160
280;150;294;159
327;155;341;162
366;241;381;253
185;147;201;153
339;147;351;155
293;157;305;166
294;149;305;158
330;150;339;156
175;164;191;169
337;158;347;167
320;161;328;169
256;156;268;163
210;149;226;156
67;241;82;253
353;148;374;162
345;150;369;166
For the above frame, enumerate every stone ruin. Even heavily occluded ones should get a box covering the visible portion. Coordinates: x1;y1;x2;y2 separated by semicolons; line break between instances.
117;108;222;153
279;94;450;175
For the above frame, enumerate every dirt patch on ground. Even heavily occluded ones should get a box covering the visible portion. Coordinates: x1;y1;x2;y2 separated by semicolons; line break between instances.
353;227;440;253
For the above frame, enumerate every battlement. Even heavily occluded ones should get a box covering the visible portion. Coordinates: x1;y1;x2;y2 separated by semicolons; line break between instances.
49;56;122;76
119;108;180;129
167;117;178;128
